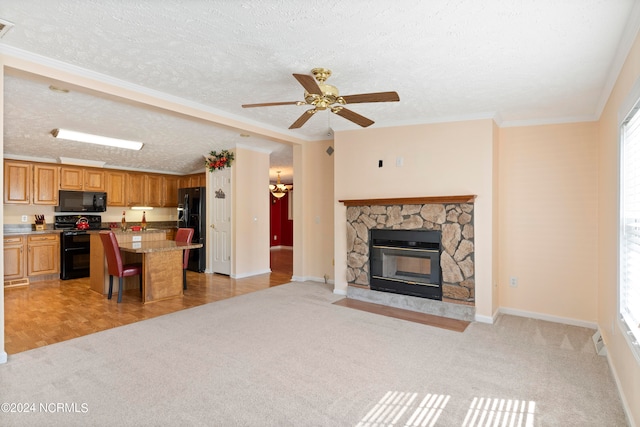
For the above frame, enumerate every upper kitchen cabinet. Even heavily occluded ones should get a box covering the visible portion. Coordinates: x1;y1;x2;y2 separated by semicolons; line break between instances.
4;160;59;205
126;173;145;206
60;166;105;191
163;175;179;207
4;160;31;204
84;168;106;191
32;164;60;205
178;173;206;189
106;170;126;206
144;174;163;207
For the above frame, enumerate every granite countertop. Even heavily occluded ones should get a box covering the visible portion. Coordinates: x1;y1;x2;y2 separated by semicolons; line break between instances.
119;240;202;253
92;228;167;234
4;222;177;236
3;226;62;236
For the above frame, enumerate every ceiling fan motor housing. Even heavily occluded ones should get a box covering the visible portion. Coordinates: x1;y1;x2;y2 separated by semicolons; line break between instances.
304;83;341;109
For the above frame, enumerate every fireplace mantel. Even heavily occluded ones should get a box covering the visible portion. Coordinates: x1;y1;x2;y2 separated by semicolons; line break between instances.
338;195;476;207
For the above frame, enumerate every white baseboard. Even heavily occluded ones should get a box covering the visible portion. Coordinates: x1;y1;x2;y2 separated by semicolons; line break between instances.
498;307;598;329
333;288;347;296
0;351;7;364
270;245;293;250
231;269;271;279
605;351;638;427
474;313;496;324
291;275;335;285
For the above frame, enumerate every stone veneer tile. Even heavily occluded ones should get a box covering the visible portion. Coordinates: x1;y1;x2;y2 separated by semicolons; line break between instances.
345;202;475;304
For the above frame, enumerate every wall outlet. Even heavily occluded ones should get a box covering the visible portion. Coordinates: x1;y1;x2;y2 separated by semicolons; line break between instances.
509;276;518;287
21;215;28;222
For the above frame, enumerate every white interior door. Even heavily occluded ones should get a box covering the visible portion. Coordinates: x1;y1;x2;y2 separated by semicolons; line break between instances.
211;168;231;275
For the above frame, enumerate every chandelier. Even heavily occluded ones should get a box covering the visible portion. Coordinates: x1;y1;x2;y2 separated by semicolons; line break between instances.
269;171;289;199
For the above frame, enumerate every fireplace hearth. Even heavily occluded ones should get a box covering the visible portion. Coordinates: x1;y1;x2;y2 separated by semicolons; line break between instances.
370;229;442;301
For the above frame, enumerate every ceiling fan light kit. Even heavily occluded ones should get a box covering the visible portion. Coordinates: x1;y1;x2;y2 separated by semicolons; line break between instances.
242;68;399;129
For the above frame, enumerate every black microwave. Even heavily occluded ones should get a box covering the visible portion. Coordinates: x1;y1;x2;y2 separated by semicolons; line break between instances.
55;190;107;212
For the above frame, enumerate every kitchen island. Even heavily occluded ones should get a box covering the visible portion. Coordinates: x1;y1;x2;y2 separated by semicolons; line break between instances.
89;229;167;298
118;239;202;303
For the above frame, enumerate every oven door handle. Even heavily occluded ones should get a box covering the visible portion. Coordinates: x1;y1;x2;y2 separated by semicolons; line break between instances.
63;246;90;252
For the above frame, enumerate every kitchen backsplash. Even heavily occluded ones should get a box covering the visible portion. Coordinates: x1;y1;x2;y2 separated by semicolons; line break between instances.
3;205;178;226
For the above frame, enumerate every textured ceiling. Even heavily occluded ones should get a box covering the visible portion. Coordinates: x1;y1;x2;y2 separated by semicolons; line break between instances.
1;0;639;182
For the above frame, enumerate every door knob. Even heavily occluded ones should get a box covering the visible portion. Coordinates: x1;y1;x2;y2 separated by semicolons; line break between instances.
210;224;215;229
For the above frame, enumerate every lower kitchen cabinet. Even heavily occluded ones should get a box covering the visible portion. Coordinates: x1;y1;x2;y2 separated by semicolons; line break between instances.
27;234;60;276
3;233;61;286
3;235;26;284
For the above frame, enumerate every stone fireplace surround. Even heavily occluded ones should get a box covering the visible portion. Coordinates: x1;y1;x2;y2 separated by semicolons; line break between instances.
340;195;476;321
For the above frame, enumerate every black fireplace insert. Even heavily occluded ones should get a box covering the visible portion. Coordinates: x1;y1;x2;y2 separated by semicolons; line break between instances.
369;229;442;301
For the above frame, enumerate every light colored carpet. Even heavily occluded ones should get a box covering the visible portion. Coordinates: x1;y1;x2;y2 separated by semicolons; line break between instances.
0;281;628;426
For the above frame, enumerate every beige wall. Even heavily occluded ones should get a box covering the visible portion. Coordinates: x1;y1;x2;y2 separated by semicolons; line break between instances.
231;146;270;277
332;119;497;319
492;121;500;313
498;122;599;323
597;27;640;425
290;140;335;283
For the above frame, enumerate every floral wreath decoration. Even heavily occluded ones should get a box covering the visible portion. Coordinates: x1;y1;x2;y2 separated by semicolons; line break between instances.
205;149;235;172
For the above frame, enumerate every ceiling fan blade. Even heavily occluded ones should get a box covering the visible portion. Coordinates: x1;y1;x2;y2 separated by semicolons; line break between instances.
242;101;300;108
293;73;322;95
289;110;316;129
333;108;375;127
341;91;400;104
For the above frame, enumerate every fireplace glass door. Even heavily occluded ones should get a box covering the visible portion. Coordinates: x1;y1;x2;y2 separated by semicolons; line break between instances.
369;229;442;300
380;247;437;285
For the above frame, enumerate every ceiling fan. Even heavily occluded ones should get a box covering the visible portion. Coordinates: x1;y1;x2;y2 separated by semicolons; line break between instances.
242;68;400;129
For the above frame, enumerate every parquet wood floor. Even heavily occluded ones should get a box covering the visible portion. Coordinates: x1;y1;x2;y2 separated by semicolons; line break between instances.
4;248;293;355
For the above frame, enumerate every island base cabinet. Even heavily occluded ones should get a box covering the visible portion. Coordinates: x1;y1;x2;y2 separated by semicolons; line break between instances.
142;251;183;302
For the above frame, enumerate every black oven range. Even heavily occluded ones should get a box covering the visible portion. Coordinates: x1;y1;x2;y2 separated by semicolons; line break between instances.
54;214;106;280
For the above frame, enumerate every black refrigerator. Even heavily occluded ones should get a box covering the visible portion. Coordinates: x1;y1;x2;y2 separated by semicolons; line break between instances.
177;187;206;272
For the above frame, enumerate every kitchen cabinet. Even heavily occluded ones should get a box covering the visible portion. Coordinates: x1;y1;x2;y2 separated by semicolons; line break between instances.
3;160;58;205
27;234;60;276
4;160;31;204
33;164;60;205
163;176;179;207
3;235;26;283
4;159;205;208
106;171;126;206
59;166;84;190
127;173;169;207
83;168;106;191
126;173;145;206
60;166;106;191
145;174;163;207
179;173;206;189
